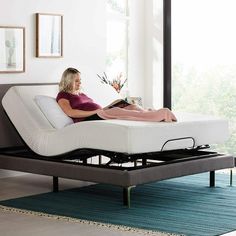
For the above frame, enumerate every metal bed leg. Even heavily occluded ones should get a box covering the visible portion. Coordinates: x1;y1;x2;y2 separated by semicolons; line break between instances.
123;186;134;208
210;171;215;187
230;169;233;186
53;176;59;192
98;155;102;165
142;158;147;166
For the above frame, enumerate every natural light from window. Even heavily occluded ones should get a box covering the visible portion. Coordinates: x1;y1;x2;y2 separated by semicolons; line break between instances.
172;0;236;154
106;0;128;80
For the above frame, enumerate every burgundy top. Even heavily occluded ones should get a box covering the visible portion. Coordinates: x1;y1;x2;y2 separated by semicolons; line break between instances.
56;91;102;123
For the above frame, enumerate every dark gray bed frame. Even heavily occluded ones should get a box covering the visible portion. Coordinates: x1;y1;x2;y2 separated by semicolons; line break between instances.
0;84;234;207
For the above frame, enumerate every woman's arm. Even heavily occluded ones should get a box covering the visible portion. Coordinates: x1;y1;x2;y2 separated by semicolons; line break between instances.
58;98;101;118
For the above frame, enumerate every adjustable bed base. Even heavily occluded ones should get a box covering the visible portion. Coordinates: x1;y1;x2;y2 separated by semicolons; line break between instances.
0;84;234;207
0;146;234;207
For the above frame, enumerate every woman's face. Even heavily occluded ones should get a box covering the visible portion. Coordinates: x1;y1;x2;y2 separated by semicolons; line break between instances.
73;73;81;92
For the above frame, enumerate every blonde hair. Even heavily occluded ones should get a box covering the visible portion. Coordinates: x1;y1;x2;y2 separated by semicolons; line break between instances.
59;67;80;93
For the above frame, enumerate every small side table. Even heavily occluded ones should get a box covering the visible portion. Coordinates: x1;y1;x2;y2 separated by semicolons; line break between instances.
126;96;142;106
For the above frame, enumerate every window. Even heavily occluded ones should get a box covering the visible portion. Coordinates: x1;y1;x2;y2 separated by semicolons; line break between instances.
106;0;129;79
172;0;236;154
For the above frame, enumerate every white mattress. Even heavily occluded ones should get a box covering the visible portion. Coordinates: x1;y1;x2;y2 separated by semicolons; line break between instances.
2;85;229;157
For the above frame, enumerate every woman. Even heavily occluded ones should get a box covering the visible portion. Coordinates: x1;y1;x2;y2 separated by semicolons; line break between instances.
57;67;103;123
57;68;177;122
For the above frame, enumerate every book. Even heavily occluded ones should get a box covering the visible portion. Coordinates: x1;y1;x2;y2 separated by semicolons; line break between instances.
104;99;130;109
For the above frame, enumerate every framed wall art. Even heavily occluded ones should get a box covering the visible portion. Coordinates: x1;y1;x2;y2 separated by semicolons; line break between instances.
0;26;25;73
36;13;63;58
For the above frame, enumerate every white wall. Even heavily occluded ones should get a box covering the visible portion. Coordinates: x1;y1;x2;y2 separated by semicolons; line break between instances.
0;0;163;106
0;0;106;84
0;0;107;178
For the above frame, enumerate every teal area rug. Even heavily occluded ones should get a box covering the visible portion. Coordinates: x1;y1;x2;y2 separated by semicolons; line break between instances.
1;173;236;236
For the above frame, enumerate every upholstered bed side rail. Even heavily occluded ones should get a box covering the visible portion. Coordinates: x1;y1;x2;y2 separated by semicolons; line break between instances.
0;153;131;187
127;154;234;186
0;153;234;188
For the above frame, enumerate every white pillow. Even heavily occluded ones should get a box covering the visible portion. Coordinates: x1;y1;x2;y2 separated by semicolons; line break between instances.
34;95;74;129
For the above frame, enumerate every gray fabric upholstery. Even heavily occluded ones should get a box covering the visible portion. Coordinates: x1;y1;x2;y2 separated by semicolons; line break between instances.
0;84;23;148
127;155;234;186
0;153;234;187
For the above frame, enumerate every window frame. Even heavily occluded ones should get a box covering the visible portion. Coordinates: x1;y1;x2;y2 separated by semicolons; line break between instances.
163;0;172;109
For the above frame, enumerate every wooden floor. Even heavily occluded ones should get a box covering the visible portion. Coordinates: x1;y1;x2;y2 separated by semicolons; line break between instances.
0;172;169;236
0;171;235;236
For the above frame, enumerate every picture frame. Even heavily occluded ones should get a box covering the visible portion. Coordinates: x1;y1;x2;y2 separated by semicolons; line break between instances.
36;13;63;58
0;26;25;73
